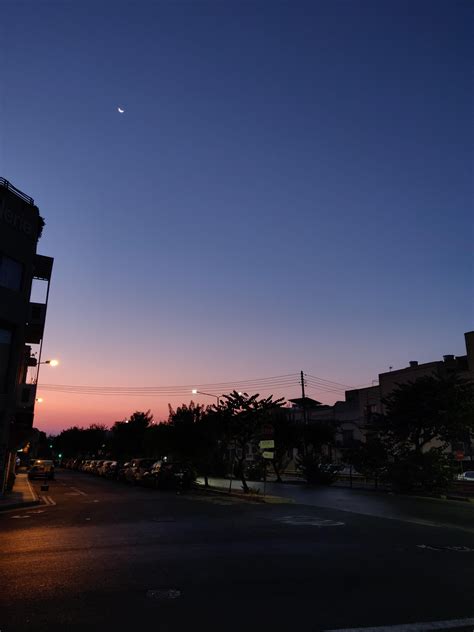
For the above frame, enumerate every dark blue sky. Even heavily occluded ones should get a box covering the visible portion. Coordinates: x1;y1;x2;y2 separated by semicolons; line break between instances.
1;1;472;429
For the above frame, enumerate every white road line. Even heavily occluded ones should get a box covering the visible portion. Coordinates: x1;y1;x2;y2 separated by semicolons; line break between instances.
45;495;56;506
69;486;88;496
325;616;474;631
25;476;39;501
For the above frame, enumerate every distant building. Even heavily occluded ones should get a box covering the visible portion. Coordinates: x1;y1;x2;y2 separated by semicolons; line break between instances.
0;178;54;494
287;332;474;465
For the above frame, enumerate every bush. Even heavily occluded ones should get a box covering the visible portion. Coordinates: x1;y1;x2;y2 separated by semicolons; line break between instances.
245;461;265;481
297;454;337;485
386;448;456;493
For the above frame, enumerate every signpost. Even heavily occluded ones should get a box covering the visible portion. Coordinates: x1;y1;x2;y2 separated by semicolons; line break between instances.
259;439;275;450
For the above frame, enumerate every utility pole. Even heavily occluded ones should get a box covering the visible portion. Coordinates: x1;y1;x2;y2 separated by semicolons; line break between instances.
300;370;308;456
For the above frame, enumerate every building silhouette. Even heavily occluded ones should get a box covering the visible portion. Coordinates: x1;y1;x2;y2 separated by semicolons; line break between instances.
0;178;54;494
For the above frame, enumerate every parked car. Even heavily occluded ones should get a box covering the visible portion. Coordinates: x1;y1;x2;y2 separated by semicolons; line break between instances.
124;458;156;484
104;461;120;479
97;460;111;476
153;461;196;491
457;471;474;482
117;462;131;481
28;459;55;480
141;460;163;487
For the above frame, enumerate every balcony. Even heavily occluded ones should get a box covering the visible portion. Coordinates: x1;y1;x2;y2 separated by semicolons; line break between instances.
17;383;37;408
24;302;46;344
33;254;53;281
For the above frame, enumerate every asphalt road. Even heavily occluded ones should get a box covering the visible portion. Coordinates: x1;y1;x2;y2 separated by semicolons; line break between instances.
1;470;474;632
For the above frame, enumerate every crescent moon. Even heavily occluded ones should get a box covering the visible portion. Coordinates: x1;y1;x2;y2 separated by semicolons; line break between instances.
117;107;125;114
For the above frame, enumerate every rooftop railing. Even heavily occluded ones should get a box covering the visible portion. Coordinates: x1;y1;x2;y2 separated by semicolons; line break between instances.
0;177;35;205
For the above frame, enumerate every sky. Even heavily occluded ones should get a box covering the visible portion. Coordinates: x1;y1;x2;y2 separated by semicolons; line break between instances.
1;0;472;434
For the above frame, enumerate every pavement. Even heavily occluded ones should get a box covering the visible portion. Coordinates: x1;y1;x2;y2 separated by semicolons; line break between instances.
1;469;474;632
0;472;40;512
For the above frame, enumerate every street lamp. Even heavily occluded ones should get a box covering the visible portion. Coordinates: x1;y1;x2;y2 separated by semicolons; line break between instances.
36;397;43;403
40;359;59;367
191;389;221;406
33;357;59;385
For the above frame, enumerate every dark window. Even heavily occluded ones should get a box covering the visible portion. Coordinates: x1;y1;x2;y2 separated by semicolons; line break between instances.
0;254;23;291
0;326;13;393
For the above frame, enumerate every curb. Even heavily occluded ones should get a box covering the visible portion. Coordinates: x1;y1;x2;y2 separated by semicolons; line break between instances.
0;499;41;514
193;485;293;504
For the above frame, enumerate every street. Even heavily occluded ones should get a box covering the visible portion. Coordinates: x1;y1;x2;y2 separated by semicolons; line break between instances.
1;470;474;632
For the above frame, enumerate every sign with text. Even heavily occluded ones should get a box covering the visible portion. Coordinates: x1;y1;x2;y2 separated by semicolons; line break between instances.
262;451;274;460
259;440;275;450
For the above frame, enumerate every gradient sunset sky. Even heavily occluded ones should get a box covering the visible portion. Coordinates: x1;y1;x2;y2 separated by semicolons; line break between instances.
1;1;472;434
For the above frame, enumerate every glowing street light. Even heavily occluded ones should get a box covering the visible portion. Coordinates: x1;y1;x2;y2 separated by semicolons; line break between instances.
191;389;221;406
41;359;59;366
36;397;43;403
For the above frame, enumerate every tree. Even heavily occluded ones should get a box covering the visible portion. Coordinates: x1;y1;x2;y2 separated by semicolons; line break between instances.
375;375;474;492
217;391;285;493
297;421;338;485
110;410;153;460
268;409;299;483
54;424;108;458
345;436;387;485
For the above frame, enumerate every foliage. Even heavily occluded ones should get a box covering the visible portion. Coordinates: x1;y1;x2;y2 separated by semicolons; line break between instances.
268;408;299;482
296;453;337;485
110;411;153;460
345;436;388;480
217;391;285;493
371;375;474;492
380;375;474;454
386;448;457;493
55;424;108;458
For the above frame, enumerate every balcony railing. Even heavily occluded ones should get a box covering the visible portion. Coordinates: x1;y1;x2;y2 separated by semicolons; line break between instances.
0;177;34;205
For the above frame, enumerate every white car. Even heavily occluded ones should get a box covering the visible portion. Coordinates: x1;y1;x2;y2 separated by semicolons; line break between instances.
457;471;474;482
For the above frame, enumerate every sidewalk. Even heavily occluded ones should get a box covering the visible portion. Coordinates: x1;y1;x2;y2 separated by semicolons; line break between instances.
0;472;40;512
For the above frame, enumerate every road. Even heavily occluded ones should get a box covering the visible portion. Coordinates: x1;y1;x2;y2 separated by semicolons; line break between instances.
201;476;474;533
1;469;474;632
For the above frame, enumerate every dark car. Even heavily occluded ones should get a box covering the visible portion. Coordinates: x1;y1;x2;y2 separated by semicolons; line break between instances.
28;459;55;480
153;461;196;491
124;458;156;484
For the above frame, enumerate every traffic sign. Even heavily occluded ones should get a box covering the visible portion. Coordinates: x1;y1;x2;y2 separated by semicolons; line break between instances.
259;439;275;450
262;451;274;460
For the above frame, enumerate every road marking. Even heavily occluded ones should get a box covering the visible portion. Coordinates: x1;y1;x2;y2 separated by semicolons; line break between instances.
278;515;345;527
417;544;474;553
25;476;39;501
11;514;31;519
40;495;56;506
69;487;88;496
146;589;181;600
324;616;474;631
64;492;82;496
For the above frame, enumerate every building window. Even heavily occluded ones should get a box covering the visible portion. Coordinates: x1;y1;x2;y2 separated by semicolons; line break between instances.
0;254;23;291
0;326;13;393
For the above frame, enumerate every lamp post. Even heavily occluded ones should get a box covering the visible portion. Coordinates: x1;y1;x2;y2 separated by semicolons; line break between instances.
191;389;221;406
34;358;59;385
